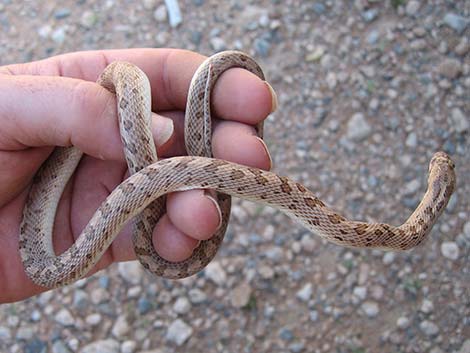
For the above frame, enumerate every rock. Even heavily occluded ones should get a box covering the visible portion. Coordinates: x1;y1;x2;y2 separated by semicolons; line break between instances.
326;72;337;89
464;221;470;237
265;246;284;262
362;9;378;22
310;310;319;322
204;261;227;285
382;252;396;265
24;338;47;353
443;13;469;34
419;320;439;337
210;37;226;52
353;286;367;301
254;37;271;57
80;11;98;28
396;316;410;329
405;1;420;16
420;299;434;314
455;38;469;56
166;319;193;346
118;261;143;284
51;27;66;44
410;39;427;50
0;326;11;340
405;132;418;148
296;283;313;302
258;265;275;279
153;5;167;22
121;340;137;353
190;31;202;45
166;0;182;27
54;8;71;19
143;0;157;9
370;285;384;301
173;297;191;314
137;297;152;315
52;340;71;353
361;301;379;318
403;179;421;196
73;290;89;310
437;58;462;79
37;25;52;38
85;313;102;326
347;113;372;141
98;275;110;289
451;108;469;133
30;310;41;322
16;325;35;340
111;315;130;337
305;47;325;62
79;339;120;353
312;2;326;15
366;30;379;45
441;241;459;260
300;235;316;252
459;340;470;353
259;14;269;27
188;288;207;304
231;282;252;308
55;309;75;326
289;342;305;353
279;327;294;341
125;286;141;298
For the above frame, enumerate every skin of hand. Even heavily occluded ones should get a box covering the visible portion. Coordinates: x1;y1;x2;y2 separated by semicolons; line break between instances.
0;48;276;303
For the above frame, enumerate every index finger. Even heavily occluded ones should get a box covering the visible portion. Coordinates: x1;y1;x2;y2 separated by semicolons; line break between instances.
0;48;275;126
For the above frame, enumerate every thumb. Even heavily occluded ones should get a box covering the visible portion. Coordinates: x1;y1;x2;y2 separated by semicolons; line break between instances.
0;74;174;205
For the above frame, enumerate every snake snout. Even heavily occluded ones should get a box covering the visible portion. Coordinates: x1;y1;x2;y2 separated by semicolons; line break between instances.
429;151;455;171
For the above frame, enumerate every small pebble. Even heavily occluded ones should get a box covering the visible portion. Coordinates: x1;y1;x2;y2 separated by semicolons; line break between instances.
296;283;313;302
210;37;226;52
347;113;372;141
54;8;71;20
361;301;379;318
204;261;227;285
420;299;434;314
231;282;252;308
166;319;193;346
443;13;469;34
419;320;439;337
79;339;120;353
437;58;462;79
55;309;75;326
173;297;191;314
118;262;143;285
441;241;459;260
153;5;167;22
120;341;137;353
396;316;410;329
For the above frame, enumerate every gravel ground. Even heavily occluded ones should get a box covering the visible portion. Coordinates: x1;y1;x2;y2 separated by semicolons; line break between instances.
0;1;469;352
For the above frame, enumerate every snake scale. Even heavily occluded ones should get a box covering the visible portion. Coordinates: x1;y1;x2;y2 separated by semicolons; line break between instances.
19;51;456;288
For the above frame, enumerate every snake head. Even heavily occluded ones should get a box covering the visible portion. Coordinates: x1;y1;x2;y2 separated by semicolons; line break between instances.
428;151;456;197
429;151;455;171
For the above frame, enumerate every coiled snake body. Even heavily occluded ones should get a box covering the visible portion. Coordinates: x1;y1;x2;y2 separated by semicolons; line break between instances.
19;51;456;288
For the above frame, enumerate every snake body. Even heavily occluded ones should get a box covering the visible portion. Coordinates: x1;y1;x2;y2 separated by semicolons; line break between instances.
19;51;456;288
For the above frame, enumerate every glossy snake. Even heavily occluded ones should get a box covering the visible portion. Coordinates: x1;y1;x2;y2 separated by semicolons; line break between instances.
19;51;456;288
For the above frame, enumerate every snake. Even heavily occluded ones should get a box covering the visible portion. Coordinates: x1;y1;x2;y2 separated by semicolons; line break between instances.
19;51;456;288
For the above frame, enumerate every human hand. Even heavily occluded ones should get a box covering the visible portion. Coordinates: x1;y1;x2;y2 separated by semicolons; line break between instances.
0;48;276;302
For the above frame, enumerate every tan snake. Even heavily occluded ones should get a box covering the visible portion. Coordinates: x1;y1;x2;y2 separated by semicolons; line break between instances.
19;51;456;288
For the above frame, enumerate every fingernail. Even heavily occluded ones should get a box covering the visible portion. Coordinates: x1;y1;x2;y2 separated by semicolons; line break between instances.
152;114;174;146
204;190;223;230
264;81;278;113
255;136;273;171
